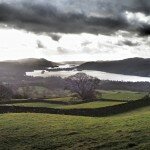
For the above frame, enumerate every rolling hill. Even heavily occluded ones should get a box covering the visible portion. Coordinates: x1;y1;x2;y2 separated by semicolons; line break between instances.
78;57;150;77
0;58;59;72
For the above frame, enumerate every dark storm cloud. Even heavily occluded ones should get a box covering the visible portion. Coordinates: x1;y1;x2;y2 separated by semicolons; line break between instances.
0;1;127;34
131;0;150;14
0;0;150;35
139;25;150;36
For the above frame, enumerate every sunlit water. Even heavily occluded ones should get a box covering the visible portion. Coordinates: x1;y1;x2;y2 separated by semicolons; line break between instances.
26;70;150;82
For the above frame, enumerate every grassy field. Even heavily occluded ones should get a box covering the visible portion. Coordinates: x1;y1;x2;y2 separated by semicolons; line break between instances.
47;97;73;102
11;90;147;103
8;102;63;108
60;101;124;109
0;90;149;150
0;106;149;150
47;91;147;102
5;101;124;109
100;90;147;101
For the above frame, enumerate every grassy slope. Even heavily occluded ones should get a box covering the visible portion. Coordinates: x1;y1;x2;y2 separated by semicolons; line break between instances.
0;106;149;150
0;91;149;149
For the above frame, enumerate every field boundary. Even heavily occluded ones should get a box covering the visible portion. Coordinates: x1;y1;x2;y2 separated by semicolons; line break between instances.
0;97;149;117
0;98;129;106
0;99;68;105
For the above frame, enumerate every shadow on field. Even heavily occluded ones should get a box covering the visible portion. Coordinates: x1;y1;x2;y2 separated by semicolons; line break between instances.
0;97;149;117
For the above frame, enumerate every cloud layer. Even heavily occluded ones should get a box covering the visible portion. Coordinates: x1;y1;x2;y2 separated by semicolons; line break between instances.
0;0;150;62
0;0;150;35
0;28;150;62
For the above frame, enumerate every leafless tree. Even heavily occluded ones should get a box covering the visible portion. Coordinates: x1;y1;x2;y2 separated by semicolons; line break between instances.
66;73;99;100
0;85;13;101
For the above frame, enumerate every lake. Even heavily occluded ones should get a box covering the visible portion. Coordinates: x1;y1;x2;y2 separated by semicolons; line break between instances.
26;69;150;82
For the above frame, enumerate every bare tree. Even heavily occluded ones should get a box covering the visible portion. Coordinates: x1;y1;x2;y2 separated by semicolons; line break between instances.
66;73;99;100
0;85;13;101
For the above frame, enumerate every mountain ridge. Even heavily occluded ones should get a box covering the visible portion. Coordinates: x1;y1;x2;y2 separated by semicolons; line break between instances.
78;57;150;77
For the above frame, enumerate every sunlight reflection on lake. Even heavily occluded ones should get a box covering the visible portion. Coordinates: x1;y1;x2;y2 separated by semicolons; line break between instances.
26;70;150;82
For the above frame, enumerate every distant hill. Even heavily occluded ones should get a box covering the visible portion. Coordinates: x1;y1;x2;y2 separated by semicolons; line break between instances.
0;58;59;73
78;58;150;77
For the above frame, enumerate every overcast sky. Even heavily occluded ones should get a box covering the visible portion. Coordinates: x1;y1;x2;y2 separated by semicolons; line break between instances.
0;0;150;62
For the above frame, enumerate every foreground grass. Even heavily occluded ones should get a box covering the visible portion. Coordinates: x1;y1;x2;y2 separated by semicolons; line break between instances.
0;106;149;150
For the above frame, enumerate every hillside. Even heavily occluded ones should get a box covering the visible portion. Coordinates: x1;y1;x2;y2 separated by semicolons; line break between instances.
0;94;149;150
78;58;150;77
0;58;59;75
